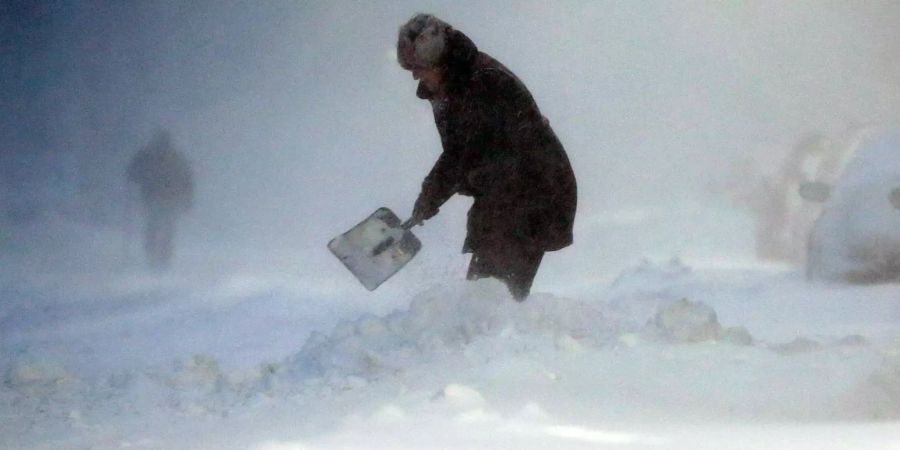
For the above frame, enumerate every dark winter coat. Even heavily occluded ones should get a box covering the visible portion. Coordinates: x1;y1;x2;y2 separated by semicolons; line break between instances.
413;31;577;254
127;139;194;214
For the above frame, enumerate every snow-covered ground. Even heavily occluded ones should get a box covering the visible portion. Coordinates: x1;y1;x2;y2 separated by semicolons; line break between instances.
2;207;900;449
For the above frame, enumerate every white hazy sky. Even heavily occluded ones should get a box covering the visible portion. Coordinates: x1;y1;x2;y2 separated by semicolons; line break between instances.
152;0;900;239
16;0;900;290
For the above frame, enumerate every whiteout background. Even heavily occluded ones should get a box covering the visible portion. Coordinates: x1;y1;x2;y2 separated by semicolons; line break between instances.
2;1;900;448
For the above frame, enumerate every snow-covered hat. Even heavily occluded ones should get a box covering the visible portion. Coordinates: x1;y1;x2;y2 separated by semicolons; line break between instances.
397;13;451;70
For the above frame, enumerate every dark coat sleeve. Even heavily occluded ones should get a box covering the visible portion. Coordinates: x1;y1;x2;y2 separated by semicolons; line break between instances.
414;144;462;220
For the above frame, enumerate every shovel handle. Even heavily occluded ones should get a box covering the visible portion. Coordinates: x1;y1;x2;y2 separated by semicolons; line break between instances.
401;218;419;230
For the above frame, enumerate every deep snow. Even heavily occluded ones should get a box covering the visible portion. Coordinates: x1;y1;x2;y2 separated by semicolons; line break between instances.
2;209;900;450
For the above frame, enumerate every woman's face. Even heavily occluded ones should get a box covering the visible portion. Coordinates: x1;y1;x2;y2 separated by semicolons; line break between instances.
411;66;443;93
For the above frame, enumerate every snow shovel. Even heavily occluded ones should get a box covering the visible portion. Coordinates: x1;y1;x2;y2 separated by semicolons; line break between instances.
328;207;422;290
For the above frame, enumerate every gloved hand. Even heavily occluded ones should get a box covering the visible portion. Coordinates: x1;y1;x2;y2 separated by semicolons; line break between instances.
407;197;438;228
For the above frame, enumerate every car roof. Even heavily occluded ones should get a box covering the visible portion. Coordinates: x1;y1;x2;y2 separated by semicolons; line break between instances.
834;131;900;189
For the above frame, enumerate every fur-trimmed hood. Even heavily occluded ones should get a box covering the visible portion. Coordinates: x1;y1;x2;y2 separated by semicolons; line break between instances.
397;14;478;86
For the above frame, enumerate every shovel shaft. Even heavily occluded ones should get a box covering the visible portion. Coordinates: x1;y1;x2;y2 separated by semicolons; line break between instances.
401;218;418;230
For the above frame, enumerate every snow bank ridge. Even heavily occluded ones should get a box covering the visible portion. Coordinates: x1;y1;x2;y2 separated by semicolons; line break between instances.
284;279;613;382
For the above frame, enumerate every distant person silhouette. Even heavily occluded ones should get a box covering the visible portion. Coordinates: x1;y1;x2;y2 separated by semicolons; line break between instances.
126;130;194;269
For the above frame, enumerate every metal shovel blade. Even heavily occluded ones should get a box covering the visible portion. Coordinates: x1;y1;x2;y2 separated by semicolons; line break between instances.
327;207;421;290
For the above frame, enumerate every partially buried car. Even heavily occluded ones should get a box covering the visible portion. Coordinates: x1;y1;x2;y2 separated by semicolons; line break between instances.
804;131;900;283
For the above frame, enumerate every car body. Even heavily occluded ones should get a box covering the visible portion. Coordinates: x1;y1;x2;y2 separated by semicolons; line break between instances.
805;131;900;283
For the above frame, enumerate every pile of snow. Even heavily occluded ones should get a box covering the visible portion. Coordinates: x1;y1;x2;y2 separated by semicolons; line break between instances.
854;352;900;419
282;279;613;385
649;297;753;345
4;351;77;399
2;257;900;449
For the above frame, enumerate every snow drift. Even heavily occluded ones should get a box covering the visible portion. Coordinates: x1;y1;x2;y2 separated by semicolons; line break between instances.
2;260;900;449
